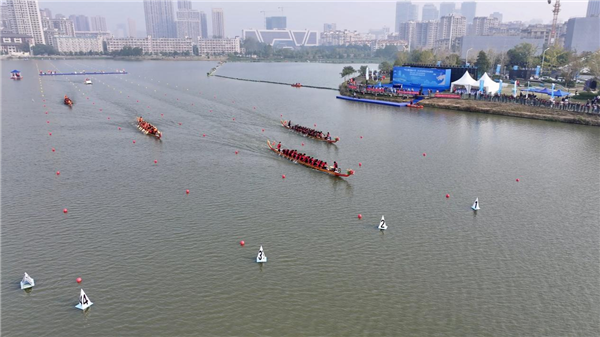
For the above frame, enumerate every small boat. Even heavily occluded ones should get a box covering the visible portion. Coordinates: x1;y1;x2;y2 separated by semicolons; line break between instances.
256;246;267;263
136;117;162;139
471;198;480;211
84;78;92;85
378;216;387;230
10;70;22;80
75;289;93;310
281;120;339;143
267;140;354;177
64;96;73;107
291;83;302;88
406;104;423;109
20;272;35;290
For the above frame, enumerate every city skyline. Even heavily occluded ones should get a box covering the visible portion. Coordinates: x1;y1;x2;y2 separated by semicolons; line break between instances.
36;1;591;39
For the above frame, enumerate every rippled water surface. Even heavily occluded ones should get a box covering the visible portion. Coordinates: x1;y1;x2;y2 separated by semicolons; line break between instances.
2;60;599;336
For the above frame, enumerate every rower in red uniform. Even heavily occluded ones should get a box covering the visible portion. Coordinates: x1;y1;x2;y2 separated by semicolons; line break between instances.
277;142;281;152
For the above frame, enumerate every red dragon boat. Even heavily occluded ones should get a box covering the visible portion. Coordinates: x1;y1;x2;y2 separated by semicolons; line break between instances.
280;120;340;144
267;140;354;177
136;117;162;139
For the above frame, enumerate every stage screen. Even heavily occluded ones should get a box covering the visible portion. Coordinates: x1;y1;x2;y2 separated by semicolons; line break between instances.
392;67;451;91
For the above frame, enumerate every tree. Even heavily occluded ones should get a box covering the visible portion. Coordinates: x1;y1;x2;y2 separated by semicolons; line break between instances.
375;45;399;60
31;44;57;55
358;65;368;77
408;49;435;64
506;43;537;68
394;51;408;66
193;45;199;56
378;61;392;75
340;66;356;80
585;51;600;77
475;51;491;76
444;53;461;66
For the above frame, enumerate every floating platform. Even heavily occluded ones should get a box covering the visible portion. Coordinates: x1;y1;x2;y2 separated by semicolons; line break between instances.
336;95;423;107
39;72;128;76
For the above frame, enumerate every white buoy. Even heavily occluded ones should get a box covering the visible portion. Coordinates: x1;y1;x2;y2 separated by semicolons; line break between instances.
20;272;35;290
471;198;480;211
378;215;387;230
256;246;267;263
75;289;93;310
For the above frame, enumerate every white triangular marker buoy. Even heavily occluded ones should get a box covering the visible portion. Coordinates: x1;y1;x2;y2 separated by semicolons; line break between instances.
75;289;93;310
471;198;480;211
256;245;267;263
20;272;35;290
378;215;387;230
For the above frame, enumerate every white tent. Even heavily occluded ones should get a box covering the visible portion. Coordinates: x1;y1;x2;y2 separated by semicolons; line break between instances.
477;72;500;94
450;71;479;92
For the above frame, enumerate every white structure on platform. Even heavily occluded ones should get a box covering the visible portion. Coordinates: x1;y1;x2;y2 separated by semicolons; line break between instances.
378;215;387;230
256;245;267;263
477;72;500;94
450;70;479;92
242;29;319;48
20;272;35;290
75;289;93;310
52;36;103;53
196;37;240;54
105;36;193;54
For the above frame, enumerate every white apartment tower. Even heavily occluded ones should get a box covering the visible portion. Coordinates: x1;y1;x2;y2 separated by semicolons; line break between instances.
176;0;201;42
143;0;177;38
212;8;224;38
6;0;45;44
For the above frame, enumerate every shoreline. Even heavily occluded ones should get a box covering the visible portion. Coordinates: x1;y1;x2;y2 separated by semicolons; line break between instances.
421;98;600;126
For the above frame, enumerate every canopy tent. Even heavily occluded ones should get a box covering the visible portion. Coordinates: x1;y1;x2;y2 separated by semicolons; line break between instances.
552;90;569;97
477;72;500;94
450;71;479;92
11;70;20;73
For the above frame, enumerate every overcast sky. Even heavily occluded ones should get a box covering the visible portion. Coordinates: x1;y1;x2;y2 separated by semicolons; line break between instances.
39;0;591;37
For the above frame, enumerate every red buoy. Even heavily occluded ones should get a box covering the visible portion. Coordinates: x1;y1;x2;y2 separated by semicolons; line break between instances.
232;118;235;121
45;112;48;114
47;121;50;123
301;143;304;146
76;277;82;283
49;132;52;136
178;122;182;125
240;240;245;246
359;162;362;167
203;134;206;137
210;110;212;112
107;117;110;120
133;140;136;144
358;214;362;219
360;136;363;139
253;107;256;109
56;171;60;175
52;148;55;152
262;129;265;132
161;113;164;116
186;189;190;194
516;178;520;182
118;127;121;130
423;153;426;157
154;160;158;164
63;208;68;213
282;174;286;179
235;151;239;154
314;124;316;127
446;194;450;198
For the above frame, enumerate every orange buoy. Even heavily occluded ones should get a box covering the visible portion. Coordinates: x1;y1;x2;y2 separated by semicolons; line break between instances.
446;194;450;198
76;277;82;283
240;240;245;246
186;189;190;194
63;208;68;213
56;171;60;175
358;214;362;219
282;174;286;179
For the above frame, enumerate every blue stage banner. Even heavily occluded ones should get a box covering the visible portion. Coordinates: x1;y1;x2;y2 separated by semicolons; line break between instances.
535;66;541;77
479;79;484;92
498;80;503;94
392;67;451;91
495;64;501;75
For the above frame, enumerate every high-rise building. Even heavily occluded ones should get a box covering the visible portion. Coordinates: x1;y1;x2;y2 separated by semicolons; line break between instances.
176;0;201;42
397;21;416;48
54;13;65;20
437;14;467;48
323;23;336;32
422;4;439;22
90;16;107;31
266;16;286;30
415;20;439;49
490;12;503;23
395;1;418;33
39;7;51;19
587;0;600;17
69;15;90;31
211;8;224;38
439;2;456;18
460;2;477;24
143;0;176;38
471;16;499;36
199;11;208;39
6;0;45;44
128;18;137;37
1;3;12;31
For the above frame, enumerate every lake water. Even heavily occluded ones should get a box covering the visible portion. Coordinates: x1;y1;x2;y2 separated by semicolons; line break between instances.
2;59;599;336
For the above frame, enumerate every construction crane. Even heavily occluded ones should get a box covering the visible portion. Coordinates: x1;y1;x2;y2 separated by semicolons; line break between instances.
548;0;561;46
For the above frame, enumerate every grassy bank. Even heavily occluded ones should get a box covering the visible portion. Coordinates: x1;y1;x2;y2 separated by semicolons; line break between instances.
420;98;600;126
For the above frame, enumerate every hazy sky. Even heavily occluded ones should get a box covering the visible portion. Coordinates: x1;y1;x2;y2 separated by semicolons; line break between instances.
39;0;591;37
